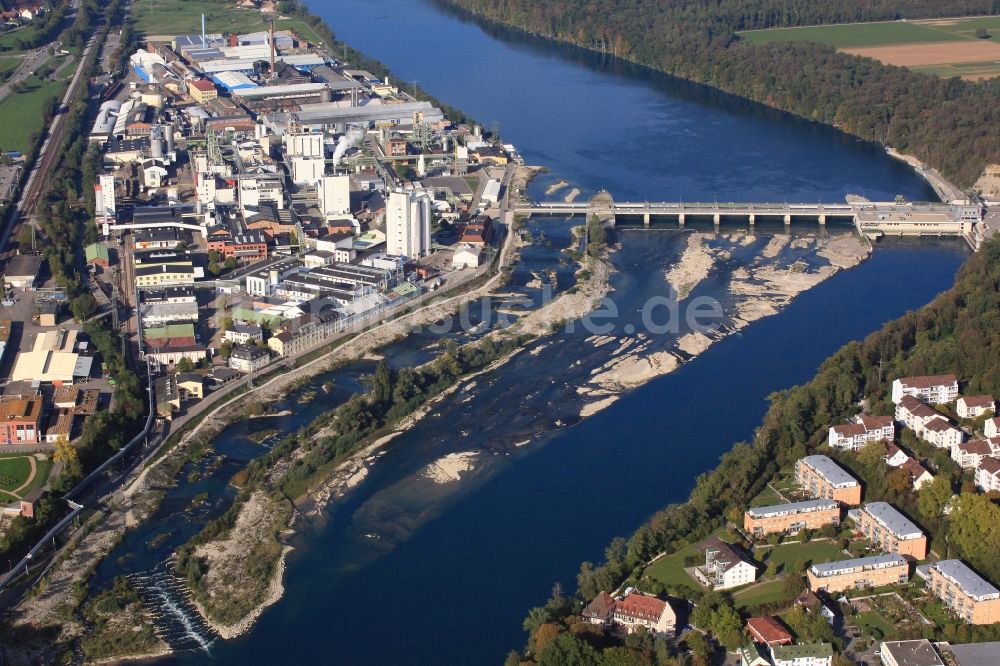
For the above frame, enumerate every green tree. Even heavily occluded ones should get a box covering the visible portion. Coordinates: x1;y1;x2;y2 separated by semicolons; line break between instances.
916;474;952;521
371;359;393;406
684;631;712;666
70;293;97;321
177;358;194;373
536;632;599;666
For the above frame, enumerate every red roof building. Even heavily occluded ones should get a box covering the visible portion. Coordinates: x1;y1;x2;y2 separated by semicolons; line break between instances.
746;616;794;646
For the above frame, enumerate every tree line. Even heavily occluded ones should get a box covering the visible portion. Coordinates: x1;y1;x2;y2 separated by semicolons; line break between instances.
444;0;1000;188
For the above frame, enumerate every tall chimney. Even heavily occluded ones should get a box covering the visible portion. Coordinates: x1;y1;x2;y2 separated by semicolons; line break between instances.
201;14;206;48
269;19;276;80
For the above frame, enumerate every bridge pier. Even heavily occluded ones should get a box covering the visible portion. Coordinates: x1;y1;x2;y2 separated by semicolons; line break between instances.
783;214;792;226
818;214;826;225
643;211;650;226
748;213;756;226
713;212;721;226
678;213;685;227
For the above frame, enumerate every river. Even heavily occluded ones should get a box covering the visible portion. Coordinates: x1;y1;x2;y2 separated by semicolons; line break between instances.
129;0;970;663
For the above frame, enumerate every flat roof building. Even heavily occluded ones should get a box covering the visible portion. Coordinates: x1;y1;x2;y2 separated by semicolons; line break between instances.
744;499;840;538
858;502;928;559
807;554;909;593
879;640;944;666
796;455;863;506
921;560;1000;625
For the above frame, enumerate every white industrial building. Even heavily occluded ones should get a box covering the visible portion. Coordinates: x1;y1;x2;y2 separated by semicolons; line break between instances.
386;189;431;259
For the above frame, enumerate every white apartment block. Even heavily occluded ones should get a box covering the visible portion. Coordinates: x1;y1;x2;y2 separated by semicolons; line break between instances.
892;375;959;405
975;457;1000;493
828;415;894;451
986;417;1000;439
957;395;995;419
920;417;965;450
952;438;1000;469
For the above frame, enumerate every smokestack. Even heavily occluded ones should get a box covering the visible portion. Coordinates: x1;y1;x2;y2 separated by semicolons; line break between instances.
201;14;206;48
164;123;175;153
269;19;276;81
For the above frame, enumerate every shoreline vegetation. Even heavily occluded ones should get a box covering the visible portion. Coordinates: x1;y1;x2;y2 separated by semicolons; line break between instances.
503;236;1000;665
440;0;1000;190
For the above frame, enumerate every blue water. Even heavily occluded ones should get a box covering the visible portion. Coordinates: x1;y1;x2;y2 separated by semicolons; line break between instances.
152;0;967;663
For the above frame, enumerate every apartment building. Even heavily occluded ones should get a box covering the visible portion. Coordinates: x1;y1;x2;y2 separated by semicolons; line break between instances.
974;456;1000;493
857;502;928;559
920;417;965;450
879;640;944;666
986;416;1000;439
956;395;994;419
795;455;863;506
892;375;959;405
770;643;833;666
895;395;941;431
921;560;1000;625
828;415;894;451
743;499;840;538
807;554;909;593
694;537;757;590
952;438;1000;469
583;591;676;637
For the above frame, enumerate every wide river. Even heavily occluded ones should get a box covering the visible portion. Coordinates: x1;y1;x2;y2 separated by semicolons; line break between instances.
149;0;970;663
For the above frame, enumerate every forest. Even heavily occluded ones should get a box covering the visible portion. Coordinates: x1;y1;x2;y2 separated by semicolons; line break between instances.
500;229;1000;666
444;0;1000;188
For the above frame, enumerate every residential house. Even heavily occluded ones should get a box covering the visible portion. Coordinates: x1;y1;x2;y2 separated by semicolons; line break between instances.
957;395;995;419
892;375;959;405
900;457;934;490
885;442;910;467
44;409;74;444
229;344;271;373
985;416;1000;439
610;593;676;636
0;398;44;445
920;560;1000;625
795;455;863;506
738;644;771;666
807;554;909;593
770;643;833;666
952;438;1000;469
828;415;894;451
974;457;1000;493
895;395;941;431
857;502;928;559
746;616;793;646
694;537;757;590
583;591;676;636
743;499;840;538
879;639;945;666
920;417;964;450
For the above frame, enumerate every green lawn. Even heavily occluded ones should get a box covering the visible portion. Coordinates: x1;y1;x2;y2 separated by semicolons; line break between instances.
0;56;22;78
734;578;794;609
854;610;898;640
760;540;845;573
0;26;38;54
0;456;32;492
749;484;784;508
0;74;68;153
129;0;327;45
643;544;701;592
0;453;51;503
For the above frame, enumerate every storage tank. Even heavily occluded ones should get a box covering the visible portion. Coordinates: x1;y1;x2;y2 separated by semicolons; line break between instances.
164;123;175;153
149;126;164;159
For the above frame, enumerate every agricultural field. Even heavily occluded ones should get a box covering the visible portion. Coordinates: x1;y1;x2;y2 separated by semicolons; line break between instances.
738;15;1000;80
129;0;327;46
0;74;69;153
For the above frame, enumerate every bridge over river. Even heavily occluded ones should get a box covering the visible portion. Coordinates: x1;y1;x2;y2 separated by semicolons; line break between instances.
512;192;985;246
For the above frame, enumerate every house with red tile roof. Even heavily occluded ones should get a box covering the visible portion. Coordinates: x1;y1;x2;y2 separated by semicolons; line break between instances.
957;395;994;419
828;415;894;451
975;457;1000;494
892;375;958;405
583;591;675;636
746;616;793;646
